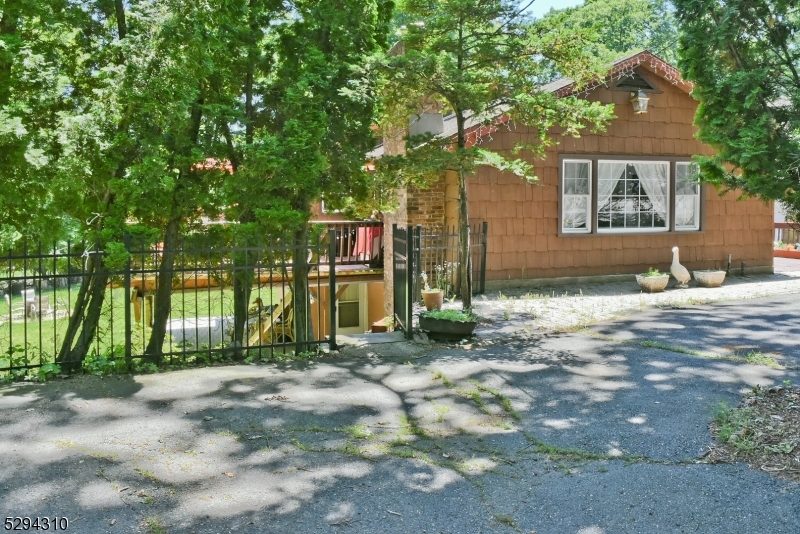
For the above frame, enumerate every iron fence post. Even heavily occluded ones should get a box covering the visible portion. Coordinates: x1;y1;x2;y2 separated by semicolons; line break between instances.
328;228;337;351
405;225;414;340
414;225;423;303
124;234;132;365
480;221;488;295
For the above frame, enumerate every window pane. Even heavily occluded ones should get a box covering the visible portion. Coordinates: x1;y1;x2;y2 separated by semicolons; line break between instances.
563;196;588;229
676;196;697;228
565;161;589;179
562;160;591;233
339;302;360;328
598;160;669;232
676;162;700;230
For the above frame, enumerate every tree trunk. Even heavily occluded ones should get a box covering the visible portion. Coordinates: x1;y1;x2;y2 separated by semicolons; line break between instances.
454;107;472;309
143;217;180;363
291;225;312;353
57;252;109;372
231;231;254;355
457;168;472;309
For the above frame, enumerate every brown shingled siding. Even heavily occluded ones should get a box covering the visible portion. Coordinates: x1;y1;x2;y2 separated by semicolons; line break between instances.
403;71;773;284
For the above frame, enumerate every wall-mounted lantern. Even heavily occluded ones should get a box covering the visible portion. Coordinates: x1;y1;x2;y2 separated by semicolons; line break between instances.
630;91;650;114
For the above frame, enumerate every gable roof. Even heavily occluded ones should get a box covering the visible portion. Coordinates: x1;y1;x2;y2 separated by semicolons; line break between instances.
369;50;689;159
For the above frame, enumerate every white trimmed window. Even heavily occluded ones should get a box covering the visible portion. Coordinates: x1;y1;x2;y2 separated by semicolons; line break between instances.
560;158;702;235
597;161;669;232
561;160;592;233
675;162;700;231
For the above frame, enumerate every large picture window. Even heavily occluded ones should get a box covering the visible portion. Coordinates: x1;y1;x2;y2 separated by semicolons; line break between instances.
598;161;669;232
560;157;702;235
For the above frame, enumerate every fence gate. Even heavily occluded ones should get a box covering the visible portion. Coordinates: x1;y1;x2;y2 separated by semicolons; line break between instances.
392;224;415;340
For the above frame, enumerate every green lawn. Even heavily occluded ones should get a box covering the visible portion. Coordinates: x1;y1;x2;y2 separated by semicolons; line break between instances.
1;282;284;371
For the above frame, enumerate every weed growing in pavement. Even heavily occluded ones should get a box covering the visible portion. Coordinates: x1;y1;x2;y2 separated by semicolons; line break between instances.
344;424;371;440
493;514;517;528
432;370;454;388
143;517;167;534
743;351;781;368
425;398;452;422
135;467;160;484
585;332;788;368
467;379;521;420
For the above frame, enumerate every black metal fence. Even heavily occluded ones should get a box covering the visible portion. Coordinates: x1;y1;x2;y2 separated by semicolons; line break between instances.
392;225;415;340
392;222;488;336
412;222;488;302
1;231;337;377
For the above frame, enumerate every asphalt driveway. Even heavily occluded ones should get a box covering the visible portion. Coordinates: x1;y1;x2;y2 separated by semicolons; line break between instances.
1;295;799;534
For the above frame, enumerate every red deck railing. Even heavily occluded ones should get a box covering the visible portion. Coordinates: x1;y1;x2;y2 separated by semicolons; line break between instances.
320;220;384;267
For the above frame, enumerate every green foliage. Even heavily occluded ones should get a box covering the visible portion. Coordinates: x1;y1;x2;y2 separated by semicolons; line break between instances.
675;0;800;213
377;1;614;307
420;309;476;322
83;345;128;375
641;267;664;277
540;0;679;65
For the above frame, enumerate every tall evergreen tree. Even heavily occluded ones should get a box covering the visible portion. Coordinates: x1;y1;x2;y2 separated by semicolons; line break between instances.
379;0;614;308
674;0;800;212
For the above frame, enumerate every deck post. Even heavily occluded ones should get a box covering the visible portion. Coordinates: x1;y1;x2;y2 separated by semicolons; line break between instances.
328;228;337;351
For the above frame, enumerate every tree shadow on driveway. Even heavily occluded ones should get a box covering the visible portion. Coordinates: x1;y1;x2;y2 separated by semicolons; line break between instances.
0;308;798;533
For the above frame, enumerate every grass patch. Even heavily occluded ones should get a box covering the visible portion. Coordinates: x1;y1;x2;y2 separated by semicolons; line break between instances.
493;514;517;528
291;438;314;452
638;339;704;356
344;424;371;440
135;467;160;484
143;517;168;534
397;413;429;440
521;433;615;462
743;351;781;368
468;379;521;420
457;388;488;413
587;333;786;368
432;370;455;388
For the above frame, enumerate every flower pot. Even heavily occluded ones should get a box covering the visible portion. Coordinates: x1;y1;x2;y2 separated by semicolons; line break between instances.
635;274;670;293
693;270;726;288
419;315;477;341
421;289;444;311
775;249;800;259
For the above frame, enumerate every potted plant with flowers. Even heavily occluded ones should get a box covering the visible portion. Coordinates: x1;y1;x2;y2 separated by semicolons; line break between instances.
420;263;454;311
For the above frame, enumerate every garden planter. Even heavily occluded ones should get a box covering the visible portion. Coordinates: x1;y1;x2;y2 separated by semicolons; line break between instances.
419;314;477;341
693;270;726;288
775;249;800;259
635;274;670;293
421;290;444;311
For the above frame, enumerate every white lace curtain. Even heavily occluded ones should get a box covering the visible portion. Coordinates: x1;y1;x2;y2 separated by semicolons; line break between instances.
632;162;668;221
598;162;626;210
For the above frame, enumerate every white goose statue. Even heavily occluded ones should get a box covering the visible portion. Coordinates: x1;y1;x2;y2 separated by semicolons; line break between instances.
671;246;691;289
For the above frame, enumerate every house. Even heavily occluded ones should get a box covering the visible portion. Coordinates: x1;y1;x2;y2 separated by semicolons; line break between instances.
375;50;773;315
